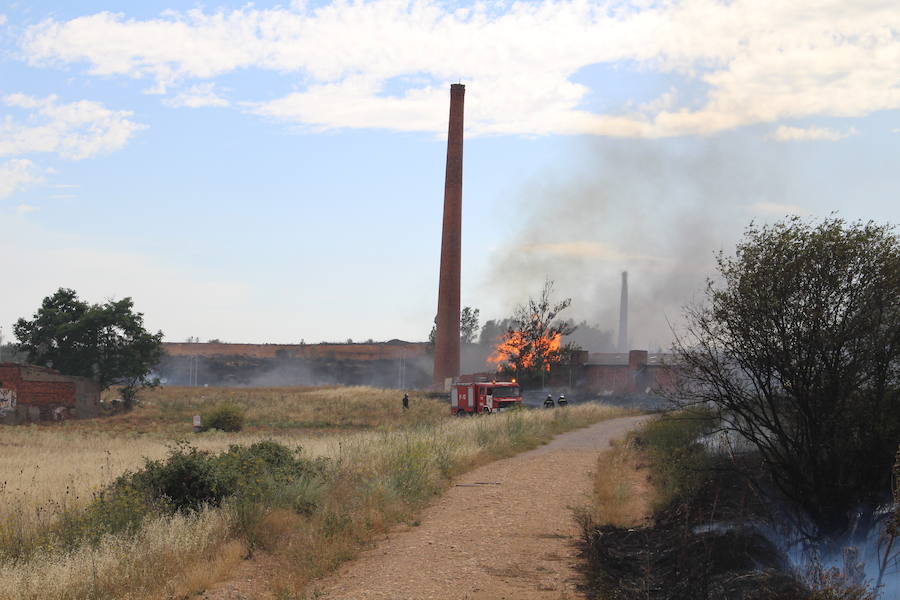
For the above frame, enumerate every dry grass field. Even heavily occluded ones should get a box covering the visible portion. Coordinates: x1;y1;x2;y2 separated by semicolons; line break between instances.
91;385;447;434
0;387;441;536
0;386;629;600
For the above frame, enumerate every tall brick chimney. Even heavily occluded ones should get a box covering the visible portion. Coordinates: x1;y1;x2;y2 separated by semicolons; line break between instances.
433;83;465;388
617;270;628;352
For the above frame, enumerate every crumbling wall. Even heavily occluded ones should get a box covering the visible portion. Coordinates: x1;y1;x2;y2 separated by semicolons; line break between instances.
157;342;432;388
0;364;100;424
549;351;678;396
163;342;428;361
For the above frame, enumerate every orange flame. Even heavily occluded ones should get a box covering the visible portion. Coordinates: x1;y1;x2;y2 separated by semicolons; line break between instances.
487;330;561;372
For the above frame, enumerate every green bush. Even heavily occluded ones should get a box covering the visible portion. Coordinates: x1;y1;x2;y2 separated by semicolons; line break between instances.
125;443;228;512
276;476;327;515
634;412;716;506
201;401;246;432
51;483;155;552
1;441;322;562
81;440;327;534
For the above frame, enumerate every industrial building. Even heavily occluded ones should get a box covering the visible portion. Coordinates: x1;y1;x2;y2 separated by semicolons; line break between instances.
158;341;431;387
550;350;677;396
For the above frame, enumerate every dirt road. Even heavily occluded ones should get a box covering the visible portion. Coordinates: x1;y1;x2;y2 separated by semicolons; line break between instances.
309;414;649;600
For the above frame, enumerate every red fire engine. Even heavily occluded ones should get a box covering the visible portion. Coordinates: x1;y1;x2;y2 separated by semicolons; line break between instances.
451;380;523;415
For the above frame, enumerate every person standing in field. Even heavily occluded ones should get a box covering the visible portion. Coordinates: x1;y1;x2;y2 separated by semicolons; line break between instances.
402;393;409;410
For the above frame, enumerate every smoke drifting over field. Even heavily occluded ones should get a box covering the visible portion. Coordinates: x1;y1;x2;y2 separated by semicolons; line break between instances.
157;345;434;389
488;136;791;352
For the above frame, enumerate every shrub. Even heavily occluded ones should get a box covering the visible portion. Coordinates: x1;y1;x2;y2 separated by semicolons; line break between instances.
216;441;328;504
51;482;155;552
202;402;246;432
97;440;328;521
125;443;228;512
674;217;900;537
633;413;716;507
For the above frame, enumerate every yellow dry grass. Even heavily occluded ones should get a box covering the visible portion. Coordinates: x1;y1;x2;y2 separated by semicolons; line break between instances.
0;388;630;600
91;385;446;433
586;442;655;528
0;425;335;536
0;508;233;600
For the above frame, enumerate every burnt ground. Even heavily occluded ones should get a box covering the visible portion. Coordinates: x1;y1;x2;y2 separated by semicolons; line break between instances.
579;455;809;600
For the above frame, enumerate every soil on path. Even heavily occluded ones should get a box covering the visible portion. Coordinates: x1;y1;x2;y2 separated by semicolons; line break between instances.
309;414;650;600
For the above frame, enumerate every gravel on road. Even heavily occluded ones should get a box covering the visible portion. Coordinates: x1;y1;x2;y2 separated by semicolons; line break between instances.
310;414;650;600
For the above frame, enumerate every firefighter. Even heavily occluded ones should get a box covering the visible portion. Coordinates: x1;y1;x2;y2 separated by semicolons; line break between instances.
544;394;555;408
558;394;568;407
402;393;409;410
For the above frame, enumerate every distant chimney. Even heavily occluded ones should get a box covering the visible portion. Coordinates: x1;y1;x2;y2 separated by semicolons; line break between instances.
433;84;465;388
617;271;628;352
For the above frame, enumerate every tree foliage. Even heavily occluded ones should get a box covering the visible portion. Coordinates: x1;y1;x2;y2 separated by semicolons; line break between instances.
14;288;164;407
491;279;576;382
673;217;900;538
460;306;480;344
478;318;514;347
427;306;480;348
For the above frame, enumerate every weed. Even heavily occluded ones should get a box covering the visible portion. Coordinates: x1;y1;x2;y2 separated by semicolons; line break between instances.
201;402;246;432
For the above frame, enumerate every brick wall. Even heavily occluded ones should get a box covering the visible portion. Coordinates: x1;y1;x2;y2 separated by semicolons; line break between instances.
163;342;428;361
0;363;100;423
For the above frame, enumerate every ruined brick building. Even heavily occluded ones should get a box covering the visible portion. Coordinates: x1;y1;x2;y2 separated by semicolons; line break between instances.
158;341;432;388
0;363;100;424
550;350;677;396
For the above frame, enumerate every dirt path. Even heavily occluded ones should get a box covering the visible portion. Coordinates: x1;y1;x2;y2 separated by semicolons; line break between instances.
308;414;649;600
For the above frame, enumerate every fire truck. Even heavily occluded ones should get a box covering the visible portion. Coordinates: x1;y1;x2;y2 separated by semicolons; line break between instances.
451;380;523;415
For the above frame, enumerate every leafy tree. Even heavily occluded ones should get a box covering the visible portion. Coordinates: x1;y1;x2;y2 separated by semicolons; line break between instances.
460;306;480;344
491;279;576;383
427;306;480;348
478;318;514;347
673;217;900;539
14;288;164;408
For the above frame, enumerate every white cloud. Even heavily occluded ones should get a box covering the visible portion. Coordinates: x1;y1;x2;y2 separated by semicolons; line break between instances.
769;125;858;142
15;204;38;216
163;83;229;108
1;94;145;160
0;15;7;26
749;202;806;216
0;159;42;199
19;1;900;137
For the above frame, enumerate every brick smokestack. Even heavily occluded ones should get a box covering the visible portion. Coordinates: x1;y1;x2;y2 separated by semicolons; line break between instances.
433;83;465;388
617;270;628;352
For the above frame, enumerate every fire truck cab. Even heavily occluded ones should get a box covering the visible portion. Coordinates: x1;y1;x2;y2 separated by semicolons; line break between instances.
451;381;522;415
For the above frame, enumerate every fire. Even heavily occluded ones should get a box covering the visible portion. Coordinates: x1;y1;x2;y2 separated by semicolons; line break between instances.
487;330;561;372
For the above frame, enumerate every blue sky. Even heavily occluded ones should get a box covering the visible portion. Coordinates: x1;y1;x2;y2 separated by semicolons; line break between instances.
2;0;900;349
